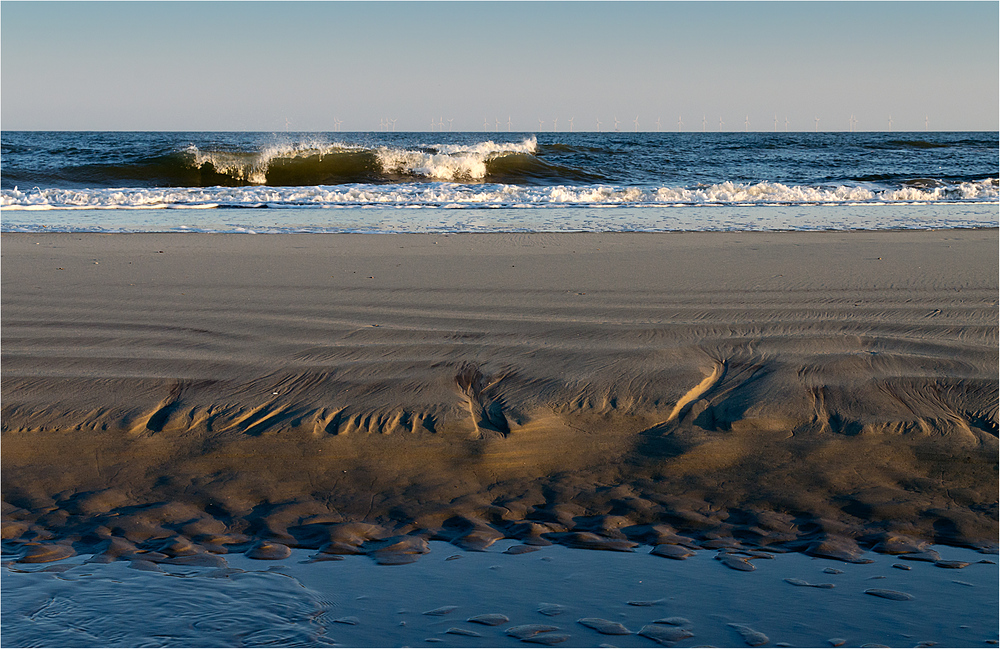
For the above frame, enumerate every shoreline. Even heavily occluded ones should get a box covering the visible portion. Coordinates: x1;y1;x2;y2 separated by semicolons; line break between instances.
2;203;997;234
2;229;998;563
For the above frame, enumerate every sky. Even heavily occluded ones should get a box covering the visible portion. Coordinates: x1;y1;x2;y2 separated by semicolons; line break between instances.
1;1;997;132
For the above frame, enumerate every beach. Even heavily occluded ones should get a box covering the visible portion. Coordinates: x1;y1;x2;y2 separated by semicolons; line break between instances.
2;229;997;569
3;0;997;641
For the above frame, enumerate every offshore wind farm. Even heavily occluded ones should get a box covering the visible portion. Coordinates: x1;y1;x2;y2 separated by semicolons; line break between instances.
305;112;949;134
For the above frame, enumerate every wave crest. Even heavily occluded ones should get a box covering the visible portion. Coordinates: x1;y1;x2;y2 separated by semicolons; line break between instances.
183;137;542;185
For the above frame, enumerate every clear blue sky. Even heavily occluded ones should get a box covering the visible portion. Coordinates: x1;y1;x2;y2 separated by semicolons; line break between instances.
2;1;997;131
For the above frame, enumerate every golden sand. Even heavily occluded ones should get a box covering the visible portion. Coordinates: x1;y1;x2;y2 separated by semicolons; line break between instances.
2;230;997;563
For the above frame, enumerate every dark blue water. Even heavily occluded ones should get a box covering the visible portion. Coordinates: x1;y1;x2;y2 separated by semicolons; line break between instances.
1;131;997;231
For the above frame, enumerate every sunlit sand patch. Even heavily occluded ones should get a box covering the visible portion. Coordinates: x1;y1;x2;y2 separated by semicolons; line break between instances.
245;541;292;560
934;560;970;569
651;544;696;560
716;552;756;571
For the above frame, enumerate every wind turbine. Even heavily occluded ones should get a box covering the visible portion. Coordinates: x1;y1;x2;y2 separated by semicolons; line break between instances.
433;117;438;132
568;117;574;132
888;115;893;132
677;115;683;132
379;118;386;132
553;117;558;132
744;115;749;132
614;116;620;132
849;114;855;132
702;115;707;132
773;115;778;132
484;117;491;133
439;117;445;132
719;116;724;132
538;117;545;132
925;115;929;131
655;117;662;132
814;117;820;132
596;118;602;132
333;117;342;132
448;118;454;132
633;115;639;132
784;117;789;132
507;116;512;132
496;118;501;132
390;118;397;132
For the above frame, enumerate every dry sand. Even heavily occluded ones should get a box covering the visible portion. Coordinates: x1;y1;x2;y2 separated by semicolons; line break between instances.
1;230;997;566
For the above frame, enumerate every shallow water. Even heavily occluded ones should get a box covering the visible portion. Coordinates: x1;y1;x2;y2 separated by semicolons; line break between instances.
1;203;996;234
3;541;997;648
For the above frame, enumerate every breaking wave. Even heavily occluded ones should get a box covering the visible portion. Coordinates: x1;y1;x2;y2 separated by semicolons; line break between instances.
185;138;552;184
4;137;609;188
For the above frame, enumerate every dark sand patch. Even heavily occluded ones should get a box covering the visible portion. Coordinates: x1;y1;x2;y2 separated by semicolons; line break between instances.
446;626;482;637
784;577;835;588
577;617;633;634
468;613;510;625
639;624;696;644
728;623;770;646
506;624;561;639
864;588;915;601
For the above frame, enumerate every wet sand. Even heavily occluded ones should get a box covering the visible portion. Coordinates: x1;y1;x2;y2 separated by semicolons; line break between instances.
2;542;997;647
1;230;998;567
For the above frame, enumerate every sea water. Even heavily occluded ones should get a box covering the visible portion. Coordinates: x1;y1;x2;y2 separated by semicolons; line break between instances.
2;131;997;232
2;542;997;648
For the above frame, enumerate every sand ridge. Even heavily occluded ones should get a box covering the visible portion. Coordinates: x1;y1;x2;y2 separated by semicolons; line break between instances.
1;230;997;564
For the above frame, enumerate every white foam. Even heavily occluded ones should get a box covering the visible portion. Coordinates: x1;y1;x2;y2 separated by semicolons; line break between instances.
2;177;996;211
376;137;537;181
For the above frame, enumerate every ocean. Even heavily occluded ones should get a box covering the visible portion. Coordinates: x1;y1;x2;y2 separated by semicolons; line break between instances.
1;130;997;233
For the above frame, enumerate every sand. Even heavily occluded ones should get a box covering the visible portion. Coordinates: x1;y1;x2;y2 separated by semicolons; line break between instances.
1;230;998;566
